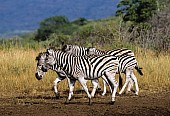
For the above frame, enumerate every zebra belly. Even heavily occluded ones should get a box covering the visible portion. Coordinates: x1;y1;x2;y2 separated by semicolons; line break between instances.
83;68;103;80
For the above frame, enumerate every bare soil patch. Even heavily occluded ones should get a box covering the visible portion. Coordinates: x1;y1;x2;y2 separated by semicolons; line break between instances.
0;90;170;116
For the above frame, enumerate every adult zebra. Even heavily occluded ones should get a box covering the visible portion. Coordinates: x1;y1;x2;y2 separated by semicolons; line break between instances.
62;44;143;96
35;52;101;99
35;48;119;104
35;52;71;98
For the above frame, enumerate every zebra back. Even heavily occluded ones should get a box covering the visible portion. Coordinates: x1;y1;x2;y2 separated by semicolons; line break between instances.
87;47;135;57
46;48;119;80
87;47;138;71
106;48;135;57
61;44;88;56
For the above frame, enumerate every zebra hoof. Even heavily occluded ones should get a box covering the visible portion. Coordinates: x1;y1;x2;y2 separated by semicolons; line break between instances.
55;93;60;99
101;92;106;96
109;101;115;105
88;98;92;105
131;89;136;93
118;92;123;95
64;99;70;104
135;92;139;96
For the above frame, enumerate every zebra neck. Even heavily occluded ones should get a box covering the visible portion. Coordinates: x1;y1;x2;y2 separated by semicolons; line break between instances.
56;53;74;74
96;49;105;55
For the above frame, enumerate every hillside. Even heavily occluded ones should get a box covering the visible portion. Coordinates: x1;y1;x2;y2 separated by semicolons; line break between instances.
0;0;119;38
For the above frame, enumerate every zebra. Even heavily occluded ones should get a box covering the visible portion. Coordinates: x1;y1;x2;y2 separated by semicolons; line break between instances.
87;47;143;95
35;48;119;104
61;44;143;96
35;52;101;99
35;52;72;98
62;44;102;90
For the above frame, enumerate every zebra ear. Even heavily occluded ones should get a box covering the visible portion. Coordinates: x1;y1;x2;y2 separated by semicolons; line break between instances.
62;44;71;51
46;48;53;55
68;45;72;51
61;44;67;51
61;41;65;46
35;56;39;61
35;52;42;60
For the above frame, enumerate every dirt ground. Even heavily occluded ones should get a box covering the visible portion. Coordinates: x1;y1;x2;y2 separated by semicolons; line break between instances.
0;90;169;116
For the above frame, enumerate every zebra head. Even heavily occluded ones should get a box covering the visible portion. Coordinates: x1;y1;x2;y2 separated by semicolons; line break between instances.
61;44;89;56
46;48;57;66
35;52;49;80
61;44;72;53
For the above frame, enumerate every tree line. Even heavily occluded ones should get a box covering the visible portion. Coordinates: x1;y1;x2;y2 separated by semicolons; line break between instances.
33;0;170;52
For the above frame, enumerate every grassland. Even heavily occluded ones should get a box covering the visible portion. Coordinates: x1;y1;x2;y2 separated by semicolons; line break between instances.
0;47;169;98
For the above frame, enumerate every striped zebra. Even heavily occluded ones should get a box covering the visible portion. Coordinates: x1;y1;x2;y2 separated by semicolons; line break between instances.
62;44;143;96
35;52;101;99
87;47;143;95
35;52;72;98
35;48;119;104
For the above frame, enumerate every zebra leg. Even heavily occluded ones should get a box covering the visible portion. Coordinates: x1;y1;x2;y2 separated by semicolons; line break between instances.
65;79;76;103
78;77;92;105
53;76;66;99
101;75;111;96
103;72;118;104
81;79;88;90
97;79;102;91
119;70;131;95
130;72;139;95
127;78;134;93
91;79;98;97
102;79;107;96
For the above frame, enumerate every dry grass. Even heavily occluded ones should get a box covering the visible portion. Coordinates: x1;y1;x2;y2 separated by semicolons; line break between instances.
0;47;169;97
135;48;170;92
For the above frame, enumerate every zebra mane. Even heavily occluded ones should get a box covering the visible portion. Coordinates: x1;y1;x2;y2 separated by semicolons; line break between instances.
35;52;43;60
61;44;76;52
35;52;47;61
61;44;68;51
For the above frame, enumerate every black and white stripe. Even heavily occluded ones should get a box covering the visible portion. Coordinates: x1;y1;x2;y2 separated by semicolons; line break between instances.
62;44;88;56
35;52;71;98
35;48;119;104
87;47;143;95
62;45;143;96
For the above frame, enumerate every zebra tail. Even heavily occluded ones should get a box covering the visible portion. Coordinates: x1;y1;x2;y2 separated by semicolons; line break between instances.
135;66;143;76
118;73;123;90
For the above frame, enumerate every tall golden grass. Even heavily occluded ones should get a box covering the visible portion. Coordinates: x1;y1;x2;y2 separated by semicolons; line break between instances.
0;47;169;97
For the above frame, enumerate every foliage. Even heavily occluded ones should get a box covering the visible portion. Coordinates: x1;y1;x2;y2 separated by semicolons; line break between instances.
72;17;88;26
35;16;70;41
116;0;157;23
117;6;170;53
34;16;89;42
1;5;170;52
47;33;71;47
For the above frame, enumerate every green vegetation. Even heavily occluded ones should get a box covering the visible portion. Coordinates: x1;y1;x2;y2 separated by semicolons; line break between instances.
35;16;88;42
0;0;169;53
116;0;157;23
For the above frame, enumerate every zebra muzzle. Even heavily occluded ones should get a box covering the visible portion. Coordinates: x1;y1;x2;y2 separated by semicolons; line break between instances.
35;73;42;80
